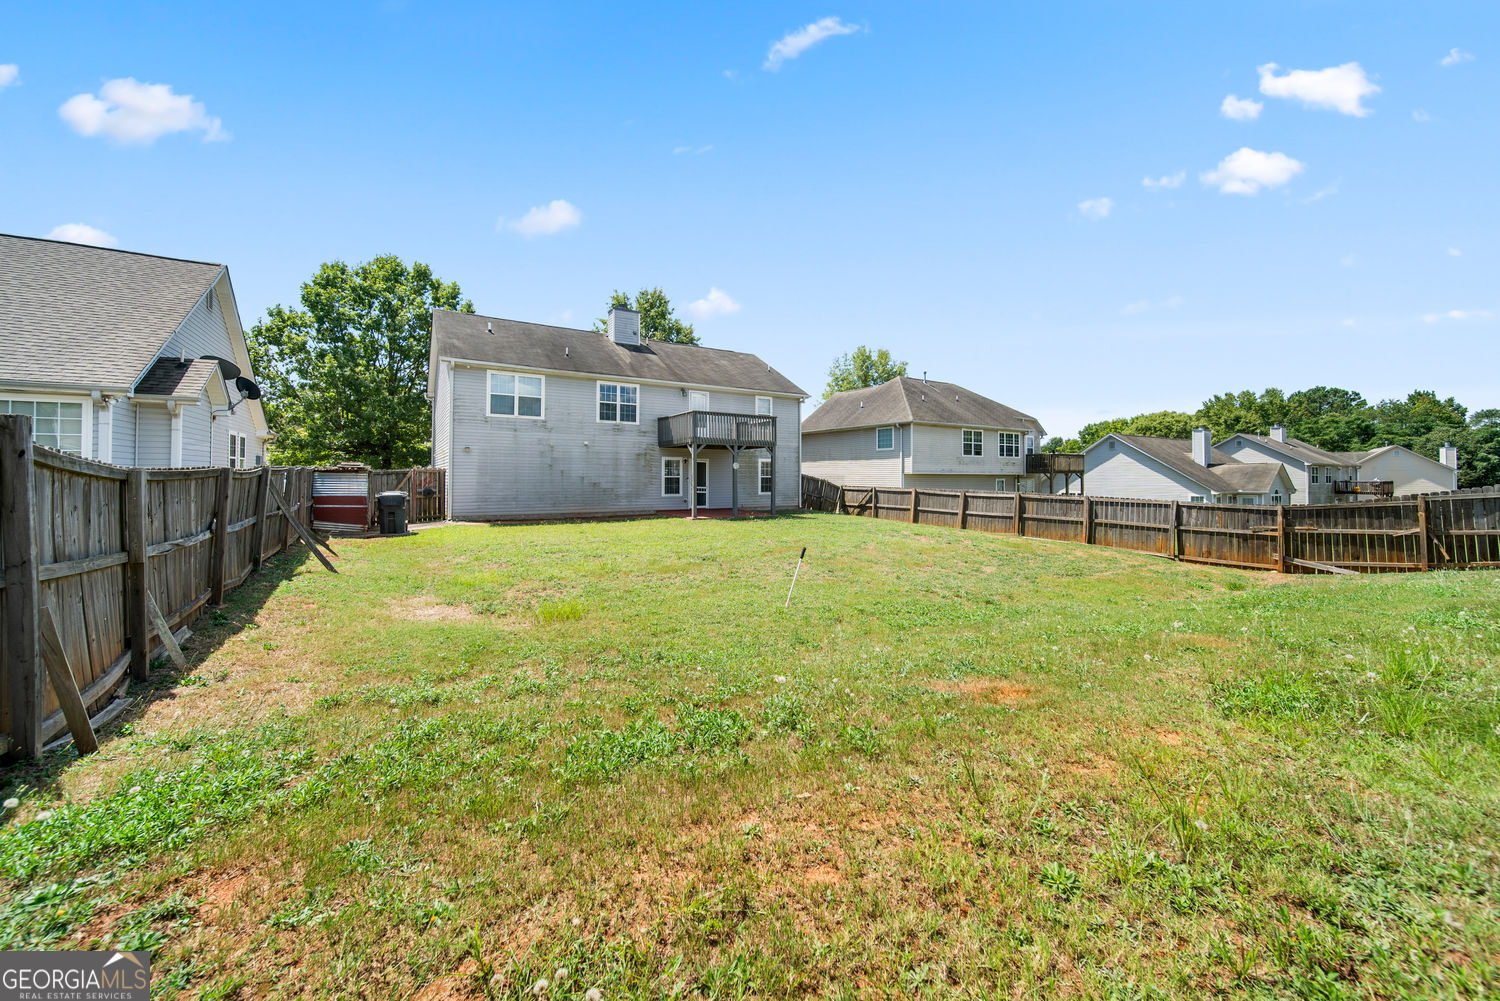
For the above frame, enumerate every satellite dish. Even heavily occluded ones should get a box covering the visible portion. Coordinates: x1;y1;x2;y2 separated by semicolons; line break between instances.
201;354;242;381
235;376;262;400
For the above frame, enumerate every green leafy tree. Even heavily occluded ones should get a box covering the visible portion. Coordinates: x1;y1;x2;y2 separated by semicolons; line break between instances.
593;288;699;344
823;346;908;400
247;256;473;468
1074;418;1130;449
1123;410;1197;441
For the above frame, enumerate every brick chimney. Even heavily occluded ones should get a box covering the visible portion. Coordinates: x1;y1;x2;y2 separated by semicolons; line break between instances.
1440;442;1459;469
1269;424;1288;443
607;306;641;346
1192;427;1212;467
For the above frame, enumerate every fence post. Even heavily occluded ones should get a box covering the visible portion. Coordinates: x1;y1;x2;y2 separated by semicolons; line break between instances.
1416;495;1430;570
250;466;271;569
909;488;918;524
837;486;847;515
1277;504;1290;574
208;467;232;605
1081;495;1093;545
1;415;44;758
125;467;151;681
1168;500;1180;559
1013;492;1023;535
958;490;968;530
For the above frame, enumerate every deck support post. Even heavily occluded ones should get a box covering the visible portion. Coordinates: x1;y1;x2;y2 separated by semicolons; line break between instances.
688;443;698;519
768;447;776;516
730;445;740;518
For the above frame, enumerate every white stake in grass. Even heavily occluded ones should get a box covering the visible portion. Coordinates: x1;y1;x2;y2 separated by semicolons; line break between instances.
784;547;807;609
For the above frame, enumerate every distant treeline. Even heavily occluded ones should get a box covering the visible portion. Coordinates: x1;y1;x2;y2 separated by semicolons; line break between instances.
1042;388;1499;489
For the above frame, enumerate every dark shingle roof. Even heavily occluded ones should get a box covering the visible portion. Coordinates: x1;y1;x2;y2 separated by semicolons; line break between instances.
133;357;218;398
1103;434;1285;495
428;310;806;397
0;234;224;391
1222;431;1349;467
801;377;1044;434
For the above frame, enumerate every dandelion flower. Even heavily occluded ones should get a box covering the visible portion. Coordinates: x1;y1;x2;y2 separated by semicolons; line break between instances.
36;810;53;822
555;967;568;982
570;916;582;927
2;798;18;810
586;990;603;1001
774;675;787;684
533;978;549;995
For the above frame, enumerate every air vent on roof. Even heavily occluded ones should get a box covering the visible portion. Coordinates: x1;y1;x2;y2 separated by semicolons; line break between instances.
487;322;494;335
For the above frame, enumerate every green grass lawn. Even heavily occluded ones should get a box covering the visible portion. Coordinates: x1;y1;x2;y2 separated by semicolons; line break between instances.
2;513;1499;999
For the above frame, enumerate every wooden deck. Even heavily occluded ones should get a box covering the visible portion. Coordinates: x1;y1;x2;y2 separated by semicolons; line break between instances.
658;410;776;449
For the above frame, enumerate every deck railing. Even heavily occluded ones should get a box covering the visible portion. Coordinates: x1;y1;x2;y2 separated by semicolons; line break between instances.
1333;479;1394;497
658;410;776;448
1027;452;1084;475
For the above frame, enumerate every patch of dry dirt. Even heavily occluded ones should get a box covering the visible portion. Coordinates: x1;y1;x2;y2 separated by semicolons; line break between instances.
387;596;481;623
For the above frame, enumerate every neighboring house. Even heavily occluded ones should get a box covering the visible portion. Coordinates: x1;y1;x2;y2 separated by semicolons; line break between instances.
1079;428;1295;504
800;377;1047;492
428;306;807;520
1217;425;1459;502
0;234;268;467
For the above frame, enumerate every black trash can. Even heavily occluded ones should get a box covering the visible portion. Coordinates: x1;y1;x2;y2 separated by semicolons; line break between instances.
376;490;408;534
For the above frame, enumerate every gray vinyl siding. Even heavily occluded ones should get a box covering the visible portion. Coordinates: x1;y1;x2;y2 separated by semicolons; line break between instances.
1218;438;1315;502
157;274;264;467
1361;449;1457;496
905;473;1032;492
179;397;212;466
801;425;908;487
1082;442;1216;502
433;360;452;474
136;403;171;467
110;399;137;466
442;363;801;520
908;423;1028;477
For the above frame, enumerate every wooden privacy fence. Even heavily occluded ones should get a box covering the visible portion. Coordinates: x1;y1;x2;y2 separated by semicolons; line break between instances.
802;476;1500;575
1;416;328;759
367;467;446;525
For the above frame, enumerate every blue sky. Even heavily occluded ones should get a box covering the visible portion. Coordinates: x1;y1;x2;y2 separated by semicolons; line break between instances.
2;2;1494;437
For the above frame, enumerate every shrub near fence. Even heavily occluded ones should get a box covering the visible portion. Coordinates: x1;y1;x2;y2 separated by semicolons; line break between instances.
801;475;1500;575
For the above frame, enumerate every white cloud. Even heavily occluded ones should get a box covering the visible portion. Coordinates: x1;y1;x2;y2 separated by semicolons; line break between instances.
58;77;227;143
501;199;582;237
1200;147;1304;195
1302;180;1340;203
0;64;18;90
1448;247;1462;257
684;287;742;321
1440;48;1474;67
1257;62;1380;117
1220;94;1263;120
1422;309;1491;323
763;17;862;71
1077;196;1113;220
1142;171;1184;191
672;145;713;155
46;223;118;247
1412;109;1431;122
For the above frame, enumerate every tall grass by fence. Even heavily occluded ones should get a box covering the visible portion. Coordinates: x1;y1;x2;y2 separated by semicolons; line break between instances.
1;416;445;760
801;474;1500;575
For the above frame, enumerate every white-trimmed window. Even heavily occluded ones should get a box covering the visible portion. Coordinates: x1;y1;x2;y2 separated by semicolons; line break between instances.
995;477;1009;491
0;399;86;454
759;459;773;495
1189;495;1205;503
488;371;544;418
598;382;638;423
876;426;895;451
962;428;983;456
755;396;773;416
997;432;1021;457
1024;434;1035;455
228;431;250;468
662;457;683;496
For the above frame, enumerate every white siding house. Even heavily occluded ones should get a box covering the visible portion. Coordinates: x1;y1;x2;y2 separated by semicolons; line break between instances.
801;378;1045;492
429;307;806;520
0;234;269;467
1217;425;1460;502
1080;429;1295;505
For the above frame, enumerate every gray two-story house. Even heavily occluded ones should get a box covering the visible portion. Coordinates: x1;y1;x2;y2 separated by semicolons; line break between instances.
428;307;807;520
1217;425;1459;503
800;377;1047;492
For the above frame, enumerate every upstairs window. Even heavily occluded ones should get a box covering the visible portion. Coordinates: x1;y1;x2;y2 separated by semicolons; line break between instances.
1;399;85;454
489;371;543;418
997;432;1021;457
755;396;773;416
876;426;895;451
1024;434;1035;454
962;429;983;456
598;382;638;423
